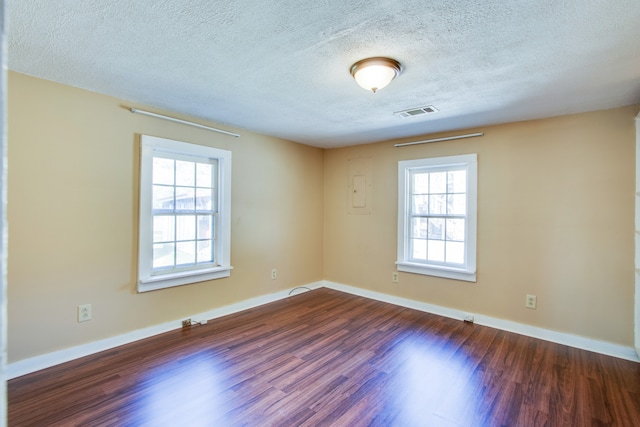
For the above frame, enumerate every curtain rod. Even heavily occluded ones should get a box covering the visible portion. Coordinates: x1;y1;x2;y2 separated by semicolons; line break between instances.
129;108;240;138
394;132;483;147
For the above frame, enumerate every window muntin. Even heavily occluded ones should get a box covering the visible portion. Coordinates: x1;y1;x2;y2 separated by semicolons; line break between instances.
151;153;217;273
397;154;477;282
408;166;467;265
138;135;232;292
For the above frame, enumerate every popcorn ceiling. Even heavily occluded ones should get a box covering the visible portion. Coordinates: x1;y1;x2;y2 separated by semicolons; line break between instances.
8;0;640;147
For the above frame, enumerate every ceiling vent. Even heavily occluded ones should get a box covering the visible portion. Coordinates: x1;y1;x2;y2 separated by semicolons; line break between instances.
394;105;439;118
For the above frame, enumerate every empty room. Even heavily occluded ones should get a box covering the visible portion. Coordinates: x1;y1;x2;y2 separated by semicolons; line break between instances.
2;1;640;426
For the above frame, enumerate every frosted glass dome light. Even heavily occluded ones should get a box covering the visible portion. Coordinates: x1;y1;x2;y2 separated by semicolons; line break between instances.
350;57;402;93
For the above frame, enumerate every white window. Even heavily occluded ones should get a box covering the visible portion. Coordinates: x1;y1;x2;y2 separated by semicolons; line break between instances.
397;154;477;282
138;135;232;292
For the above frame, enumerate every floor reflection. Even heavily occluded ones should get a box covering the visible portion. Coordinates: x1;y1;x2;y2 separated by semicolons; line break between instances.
133;351;230;426
385;333;482;426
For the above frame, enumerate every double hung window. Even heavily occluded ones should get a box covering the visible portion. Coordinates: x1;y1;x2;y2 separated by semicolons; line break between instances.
138;135;232;292
397;154;477;282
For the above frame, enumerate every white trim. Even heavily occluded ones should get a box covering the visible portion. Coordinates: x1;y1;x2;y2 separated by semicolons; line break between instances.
7;281;324;379
138;267;233;292
139;266;232;283
0;2;7;421
396;261;476;282
322;281;640;363
635;112;640;358
8;279;637;379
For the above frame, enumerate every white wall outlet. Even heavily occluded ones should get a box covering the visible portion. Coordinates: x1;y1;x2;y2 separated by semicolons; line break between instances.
392;272;399;283
463;312;474;323
525;294;537;309
78;304;92;322
271;269;277;280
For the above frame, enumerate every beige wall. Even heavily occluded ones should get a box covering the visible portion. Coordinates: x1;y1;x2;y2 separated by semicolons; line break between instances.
7;72;324;362
324;106;637;346
7;70;638;364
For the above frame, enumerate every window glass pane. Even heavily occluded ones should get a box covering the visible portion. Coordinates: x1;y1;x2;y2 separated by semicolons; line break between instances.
196;163;212;188
428;218;445;240
197;241;213;263
447;194;466;215
153;243;174;268
413;173;429;194
429;172;446;194
427;240;445;262
446;241;465;264
175;160;195;186
153;185;174;210
447;170;466;193
153;216;175;243
412;195;429;215
411;238;427;260
446;218;465;241
429;194;446;214
176;215;196;241
411;217;427;238
197;215;212;239
175;187;195;211
153;158;174;185
176;241;196;265
196;188;212;211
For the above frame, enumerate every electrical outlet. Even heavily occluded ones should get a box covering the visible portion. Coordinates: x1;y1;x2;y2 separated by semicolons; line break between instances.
78;304;92;322
182;319;192;328
271;269;277;280
525;294;537;309
392;272;399;283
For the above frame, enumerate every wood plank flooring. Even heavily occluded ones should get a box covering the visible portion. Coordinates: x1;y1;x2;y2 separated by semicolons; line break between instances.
8;288;640;426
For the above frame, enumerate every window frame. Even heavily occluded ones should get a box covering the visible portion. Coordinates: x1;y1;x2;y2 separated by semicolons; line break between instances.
397;153;477;282
138;135;232;292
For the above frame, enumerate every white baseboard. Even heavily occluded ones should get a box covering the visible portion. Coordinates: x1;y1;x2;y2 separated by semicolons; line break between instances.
7;281;324;379
322;280;640;363
8;279;637;379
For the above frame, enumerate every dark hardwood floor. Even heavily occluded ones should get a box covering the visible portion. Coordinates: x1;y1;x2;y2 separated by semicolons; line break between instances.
8;288;640;426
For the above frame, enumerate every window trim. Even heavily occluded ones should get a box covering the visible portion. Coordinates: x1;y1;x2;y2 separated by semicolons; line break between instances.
396;154;477;282
138;135;232;292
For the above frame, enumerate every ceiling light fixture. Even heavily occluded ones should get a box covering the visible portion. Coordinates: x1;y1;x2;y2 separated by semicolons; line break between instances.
350;57;402;93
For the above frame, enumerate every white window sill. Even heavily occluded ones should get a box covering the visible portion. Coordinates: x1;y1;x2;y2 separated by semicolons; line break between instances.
396;261;476;282
138;266;233;292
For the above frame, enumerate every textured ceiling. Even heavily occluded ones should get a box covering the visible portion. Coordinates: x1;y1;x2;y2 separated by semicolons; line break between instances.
8;0;640;148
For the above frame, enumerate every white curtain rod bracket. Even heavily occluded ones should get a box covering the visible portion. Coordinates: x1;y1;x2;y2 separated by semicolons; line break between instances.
129;108;240;138
394;132;483;147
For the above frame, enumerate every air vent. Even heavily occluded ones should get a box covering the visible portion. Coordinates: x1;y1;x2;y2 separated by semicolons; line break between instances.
394;105;439;118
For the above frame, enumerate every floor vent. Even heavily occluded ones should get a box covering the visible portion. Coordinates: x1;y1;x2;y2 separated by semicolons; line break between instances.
394;105;439;118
